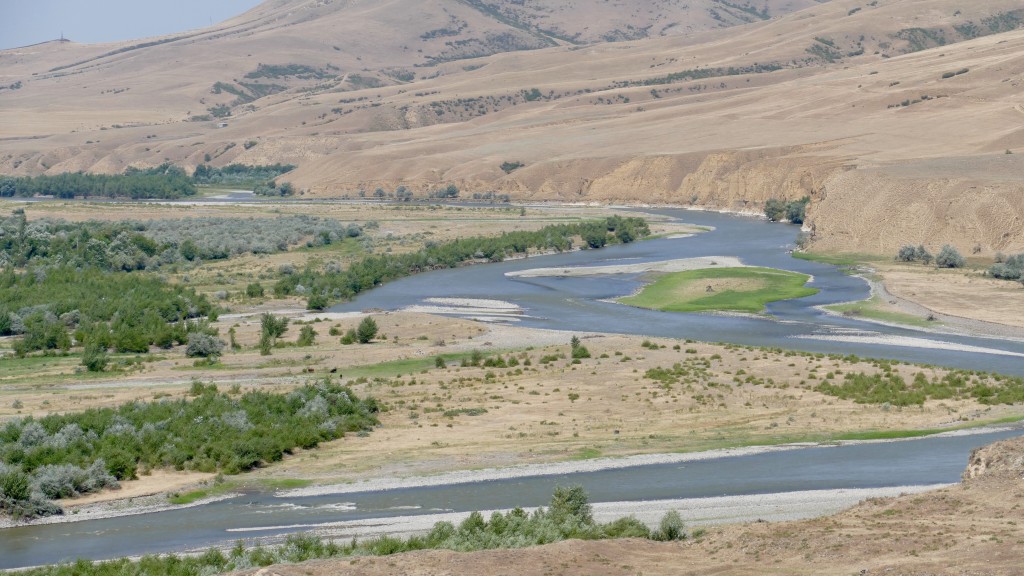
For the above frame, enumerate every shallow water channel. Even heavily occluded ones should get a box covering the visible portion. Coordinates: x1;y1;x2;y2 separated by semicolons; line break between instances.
1;428;1021;569
328;209;1024;375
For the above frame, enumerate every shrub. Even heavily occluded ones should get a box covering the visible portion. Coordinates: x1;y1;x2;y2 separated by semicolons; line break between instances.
935;244;965;268
245;283;265;298
186;333;225;359
570;335;591;359
356;316;378;344
0;467;31;502
915;245;933;265
500;161;524;174
82;341;108;372
896;245;917;262
653;510;686;541
297;325;317;347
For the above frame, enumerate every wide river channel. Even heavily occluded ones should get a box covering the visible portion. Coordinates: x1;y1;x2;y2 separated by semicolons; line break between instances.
1;206;1022;568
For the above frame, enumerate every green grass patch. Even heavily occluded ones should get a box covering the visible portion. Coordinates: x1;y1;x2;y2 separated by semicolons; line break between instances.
259;478;313;490
790;251;884;266
574;447;603;460
619;267;819;313
825;296;934;328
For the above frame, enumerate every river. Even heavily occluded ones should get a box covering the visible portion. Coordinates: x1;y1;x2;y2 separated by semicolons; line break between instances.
2;204;1022;568
326;209;1024;375
1;427;1020;569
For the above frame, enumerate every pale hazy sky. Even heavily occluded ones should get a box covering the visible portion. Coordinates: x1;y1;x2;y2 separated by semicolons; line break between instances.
0;0;264;50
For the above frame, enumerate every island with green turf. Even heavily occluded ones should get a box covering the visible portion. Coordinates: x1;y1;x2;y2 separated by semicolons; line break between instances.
619;267;819;313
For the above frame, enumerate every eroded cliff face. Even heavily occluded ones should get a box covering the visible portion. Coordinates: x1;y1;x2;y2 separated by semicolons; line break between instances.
963;436;1024;481
810;168;1024;257
302;145;1023;258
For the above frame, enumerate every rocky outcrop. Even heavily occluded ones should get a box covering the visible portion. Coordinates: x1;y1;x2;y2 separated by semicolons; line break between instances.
962;436;1024;481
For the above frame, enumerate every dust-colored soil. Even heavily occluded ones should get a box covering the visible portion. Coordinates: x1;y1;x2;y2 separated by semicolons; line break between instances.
60;470;214;508
876;262;1024;331
236;438;1024;576
4;1;1024;257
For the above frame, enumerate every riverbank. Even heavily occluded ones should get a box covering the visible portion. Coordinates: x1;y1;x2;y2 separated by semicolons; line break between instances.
235;437;1024;576
248;485;950;543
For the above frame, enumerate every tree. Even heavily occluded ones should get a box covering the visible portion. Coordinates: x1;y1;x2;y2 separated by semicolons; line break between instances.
785;197;809;224
548;485;593;525
764;198;786;222
654;510;686;541
259;313;289;355
570;335;590;359
936;244;965;268
356;316;378;344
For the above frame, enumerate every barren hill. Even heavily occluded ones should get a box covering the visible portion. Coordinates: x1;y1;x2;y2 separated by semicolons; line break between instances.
2;0;1024;255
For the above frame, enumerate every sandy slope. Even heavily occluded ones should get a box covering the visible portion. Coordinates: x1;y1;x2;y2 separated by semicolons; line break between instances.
3;0;1024;256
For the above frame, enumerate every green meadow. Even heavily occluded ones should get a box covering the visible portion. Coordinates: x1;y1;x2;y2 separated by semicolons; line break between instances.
620;267;819;313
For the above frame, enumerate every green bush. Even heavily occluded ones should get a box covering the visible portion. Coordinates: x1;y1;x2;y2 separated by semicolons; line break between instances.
356;316;378;344
936;244;965;268
0;380;378;518
297;325;317;347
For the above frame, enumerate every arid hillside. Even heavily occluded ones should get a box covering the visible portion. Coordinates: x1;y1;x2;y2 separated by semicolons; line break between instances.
2;0;1024;255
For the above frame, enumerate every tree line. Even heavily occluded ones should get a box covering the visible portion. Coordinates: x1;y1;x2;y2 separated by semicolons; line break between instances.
0;163;297;200
274;216;651;309
0;211;361;270
0;164;196;200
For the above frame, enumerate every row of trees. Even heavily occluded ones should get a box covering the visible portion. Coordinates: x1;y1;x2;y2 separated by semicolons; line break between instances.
0;212;362;271
0;381;379;518
191;163;295;187
0;163;297;201
895;244;965;268
273;216;650;309
0;164;196;199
